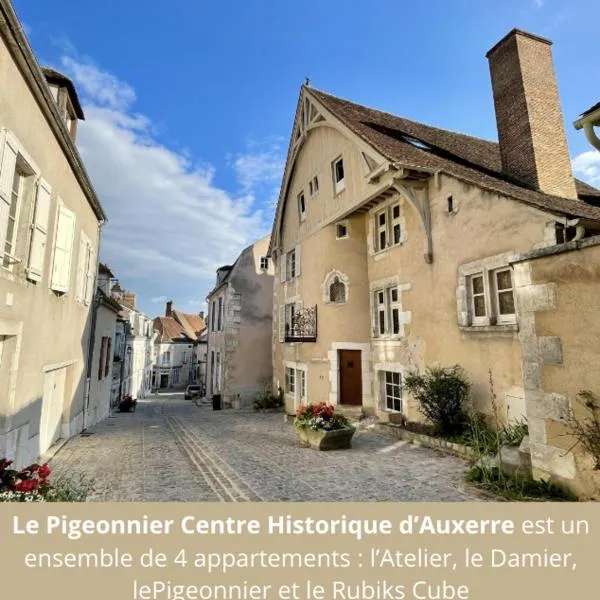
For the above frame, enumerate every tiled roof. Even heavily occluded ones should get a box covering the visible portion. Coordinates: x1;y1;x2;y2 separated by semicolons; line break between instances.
172;310;206;339
308;88;600;220
153;316;195;343
581;102;600;117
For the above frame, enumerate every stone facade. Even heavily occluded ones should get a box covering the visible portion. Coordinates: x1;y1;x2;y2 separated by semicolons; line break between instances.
269;29;600;497
0;1;106;466
206;235;274;408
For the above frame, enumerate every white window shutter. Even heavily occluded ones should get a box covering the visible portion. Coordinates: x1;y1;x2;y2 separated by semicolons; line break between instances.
0;133;18;257
295;244;301;277
279;305;285;342
84;244;96;305
75;234;87;302
50;203;75;293
280;254;286;282
27;178;52;282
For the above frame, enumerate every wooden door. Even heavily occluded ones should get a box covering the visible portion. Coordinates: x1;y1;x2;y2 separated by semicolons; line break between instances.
40;367;66;453
338;350;362;406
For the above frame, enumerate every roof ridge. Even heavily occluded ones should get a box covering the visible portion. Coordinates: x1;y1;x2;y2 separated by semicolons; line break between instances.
308;87;499;148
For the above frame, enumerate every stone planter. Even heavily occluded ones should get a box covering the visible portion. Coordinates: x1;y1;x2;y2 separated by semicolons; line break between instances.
296;426;356;450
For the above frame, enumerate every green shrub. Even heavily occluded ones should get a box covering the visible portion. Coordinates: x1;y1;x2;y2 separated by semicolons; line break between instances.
501;419;529;447
253;392;283;411
404;365;470;437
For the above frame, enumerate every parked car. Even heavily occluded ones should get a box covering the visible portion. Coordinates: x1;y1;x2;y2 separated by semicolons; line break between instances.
184;385;202;400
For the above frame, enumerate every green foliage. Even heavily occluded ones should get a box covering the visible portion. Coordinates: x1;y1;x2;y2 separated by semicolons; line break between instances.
501;419;529;447
403;365;470;437
468;466;577;501
253;392;283;411
567;390;600;469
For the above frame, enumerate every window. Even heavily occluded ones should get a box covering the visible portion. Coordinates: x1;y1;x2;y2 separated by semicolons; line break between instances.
98;337;107;381
309;176;319;196
374;203;402;252
211;300;216;331
163;351;171;365
215;352;221;392
329;277;346;303
447;195;454;213
336;222;348;239
285;367;295;395
284;302;296;337
382;371;402;412
298;369;306;403
332;157;345;194
466;268;516;326
298;191;306;221
286;249;296;280
373;286;401;337
182;351;188;364
260;256;269;270
217;297;223;331
105;337;112;377
26;179;51;282
3;168;21;268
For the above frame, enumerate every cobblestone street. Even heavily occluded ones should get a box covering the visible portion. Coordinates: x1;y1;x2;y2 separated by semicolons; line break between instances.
48;394;479;501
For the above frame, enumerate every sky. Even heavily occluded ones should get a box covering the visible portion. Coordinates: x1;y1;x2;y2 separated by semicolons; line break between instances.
12;0;600;318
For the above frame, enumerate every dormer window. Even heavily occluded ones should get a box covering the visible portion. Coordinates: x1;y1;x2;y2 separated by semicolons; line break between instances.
332;157;345;194
41;67;84;143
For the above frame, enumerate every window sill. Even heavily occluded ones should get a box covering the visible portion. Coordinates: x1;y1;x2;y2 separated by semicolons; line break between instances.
459;324;518;333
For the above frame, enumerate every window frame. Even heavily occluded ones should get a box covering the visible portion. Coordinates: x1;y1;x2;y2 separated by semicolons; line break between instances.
468;273;489;327
332;156;345;195
381;370;402;412
336;221;349;240
298;190;306;221
259;256;269;270
286;248;296;280
491;268;516;325
373;285;403;339
374;202;403;253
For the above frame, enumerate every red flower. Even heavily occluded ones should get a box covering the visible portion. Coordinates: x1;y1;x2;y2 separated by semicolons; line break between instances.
38;464;51;479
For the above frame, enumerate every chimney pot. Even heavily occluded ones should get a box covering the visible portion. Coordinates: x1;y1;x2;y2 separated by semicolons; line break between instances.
487;28;577;199
199;311;204;319
166;300;173;317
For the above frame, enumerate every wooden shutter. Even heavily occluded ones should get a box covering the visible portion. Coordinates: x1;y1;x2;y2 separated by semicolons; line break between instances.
0;132;18;257
105;337;112;377
279;305;285;342
280;254;286;282
27;178;52;282
98;337;106;381
50;202;75;292
84;243;96;305
75;234;87;302
295;244;301;277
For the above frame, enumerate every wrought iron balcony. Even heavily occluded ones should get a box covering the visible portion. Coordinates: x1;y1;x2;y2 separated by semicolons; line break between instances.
285;305;317;342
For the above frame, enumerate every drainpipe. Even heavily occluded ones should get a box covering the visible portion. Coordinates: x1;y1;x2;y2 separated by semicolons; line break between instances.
82;220;104;433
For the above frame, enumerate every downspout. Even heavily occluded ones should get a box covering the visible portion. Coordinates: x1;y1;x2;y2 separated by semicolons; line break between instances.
82;219;104;433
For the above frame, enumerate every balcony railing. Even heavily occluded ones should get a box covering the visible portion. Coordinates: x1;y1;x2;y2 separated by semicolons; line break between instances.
285;305;317;342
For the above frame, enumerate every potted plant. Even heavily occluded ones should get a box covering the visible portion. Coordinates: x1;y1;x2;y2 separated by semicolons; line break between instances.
294;402;355;450
118;394;137;413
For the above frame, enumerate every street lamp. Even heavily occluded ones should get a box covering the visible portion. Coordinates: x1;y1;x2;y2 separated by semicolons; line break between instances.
574;102;600;151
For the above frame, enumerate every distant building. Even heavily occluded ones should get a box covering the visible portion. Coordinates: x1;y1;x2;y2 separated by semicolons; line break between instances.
205;235;274;408
152;301;206;390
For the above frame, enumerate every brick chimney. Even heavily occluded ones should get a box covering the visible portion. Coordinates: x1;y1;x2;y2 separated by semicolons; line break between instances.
199;311;204;319
165;300;173;317
486;29;577;199
122;291;136;310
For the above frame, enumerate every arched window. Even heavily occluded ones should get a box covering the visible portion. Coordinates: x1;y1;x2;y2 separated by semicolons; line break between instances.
329;276;346;303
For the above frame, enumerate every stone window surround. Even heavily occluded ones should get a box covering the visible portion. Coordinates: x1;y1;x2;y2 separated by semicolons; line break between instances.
284;360;307;410
367;195;408;258
369;276;411;339
327;342;371;406
373;361;405;414
457;251;518;329
322;269;349;304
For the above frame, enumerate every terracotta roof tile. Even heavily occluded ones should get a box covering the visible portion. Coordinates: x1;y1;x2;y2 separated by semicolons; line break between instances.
308;88;600;220
153;316;194;343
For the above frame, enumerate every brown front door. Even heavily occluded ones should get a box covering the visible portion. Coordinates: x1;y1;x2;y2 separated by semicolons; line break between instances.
338;350;362;406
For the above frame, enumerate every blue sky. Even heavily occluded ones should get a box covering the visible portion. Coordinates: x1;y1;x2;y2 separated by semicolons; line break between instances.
13;0;600;317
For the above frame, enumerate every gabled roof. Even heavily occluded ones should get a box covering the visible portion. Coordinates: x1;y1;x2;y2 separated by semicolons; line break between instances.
306;87;600;221
97;288;121;314
172;310;205;339
153;316;195;344
41;67;84;119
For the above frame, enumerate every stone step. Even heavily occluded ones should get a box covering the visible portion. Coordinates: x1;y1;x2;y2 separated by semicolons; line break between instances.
335;405;365;423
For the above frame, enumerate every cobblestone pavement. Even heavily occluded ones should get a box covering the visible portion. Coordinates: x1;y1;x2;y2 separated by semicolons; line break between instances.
49;394;480;501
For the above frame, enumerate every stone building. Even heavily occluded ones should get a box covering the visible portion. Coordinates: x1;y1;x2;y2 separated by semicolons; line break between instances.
269;29;600;497
205;235;274;408
0;0;107;466
152;301;205;390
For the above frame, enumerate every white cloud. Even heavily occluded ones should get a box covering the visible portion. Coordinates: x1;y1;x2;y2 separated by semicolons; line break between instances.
573;151;600;187
228;137;285;194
